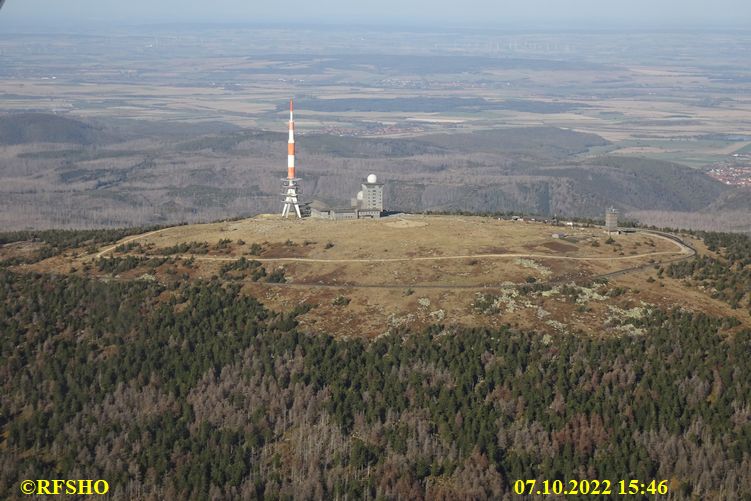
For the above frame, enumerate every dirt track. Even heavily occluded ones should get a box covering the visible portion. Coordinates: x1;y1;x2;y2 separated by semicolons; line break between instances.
99;236;688;264
95;226;692;289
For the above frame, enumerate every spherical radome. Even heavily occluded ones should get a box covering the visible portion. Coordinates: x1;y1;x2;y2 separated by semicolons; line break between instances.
367;174;377;184
357;191;364;200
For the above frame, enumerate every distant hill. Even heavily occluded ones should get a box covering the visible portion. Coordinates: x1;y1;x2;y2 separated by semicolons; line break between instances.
0;113;101;145
526;156;727;213
0;115;744;231
704;187;751;212
285;127;606;160
0;113;242;147
301;134;446;158
417;127;609;159
385;154;728;218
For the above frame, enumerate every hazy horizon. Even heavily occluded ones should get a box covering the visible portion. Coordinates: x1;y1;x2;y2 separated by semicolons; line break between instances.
1;0;750;31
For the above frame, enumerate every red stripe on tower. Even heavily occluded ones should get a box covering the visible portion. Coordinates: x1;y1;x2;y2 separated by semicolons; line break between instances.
287;98;295;179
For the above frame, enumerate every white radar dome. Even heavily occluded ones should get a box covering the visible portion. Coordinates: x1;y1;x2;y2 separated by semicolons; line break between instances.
367;174;377;184
357;191;364;200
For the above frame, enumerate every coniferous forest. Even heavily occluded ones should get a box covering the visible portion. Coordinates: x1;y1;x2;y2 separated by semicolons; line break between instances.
1;231;751;500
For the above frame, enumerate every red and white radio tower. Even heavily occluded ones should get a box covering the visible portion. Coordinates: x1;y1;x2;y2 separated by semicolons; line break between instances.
281;99;302;218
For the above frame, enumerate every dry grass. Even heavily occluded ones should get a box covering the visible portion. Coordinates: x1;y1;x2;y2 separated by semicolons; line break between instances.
108;214;677;262
60;214;725;338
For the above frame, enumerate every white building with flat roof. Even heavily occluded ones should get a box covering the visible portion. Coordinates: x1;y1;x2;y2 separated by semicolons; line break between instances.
310;174;385;220
360;174;384;212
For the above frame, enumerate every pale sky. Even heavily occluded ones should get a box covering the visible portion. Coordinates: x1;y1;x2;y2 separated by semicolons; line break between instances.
1;0;749;29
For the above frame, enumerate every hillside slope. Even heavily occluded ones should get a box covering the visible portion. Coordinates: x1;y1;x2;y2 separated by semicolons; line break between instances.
0;113;101;145
0;115;741;230
1;223;749;499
